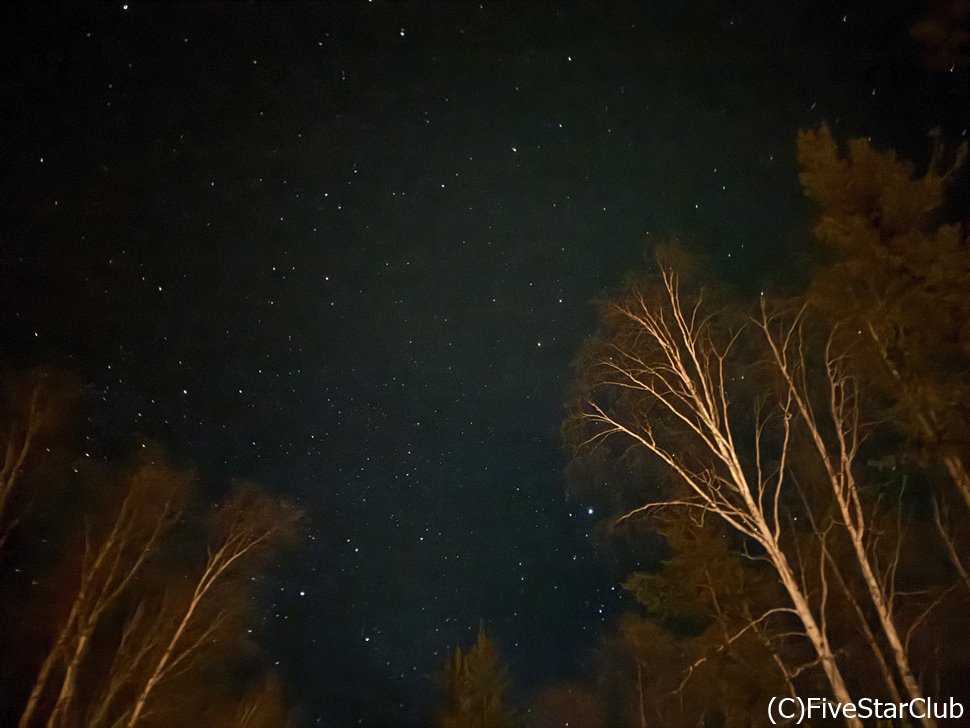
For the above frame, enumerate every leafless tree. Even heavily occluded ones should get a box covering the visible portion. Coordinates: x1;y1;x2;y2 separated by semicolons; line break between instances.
760;306;935;726
577;265;862;726
121;486;301;728
17;462;185;728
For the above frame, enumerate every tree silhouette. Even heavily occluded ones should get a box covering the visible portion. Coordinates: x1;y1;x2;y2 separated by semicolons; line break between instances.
438;622;515;728
559;124;970;726
797;123;970;510
570;260;865;725
119;485;302;728
18;459;186;728
0;389;303;728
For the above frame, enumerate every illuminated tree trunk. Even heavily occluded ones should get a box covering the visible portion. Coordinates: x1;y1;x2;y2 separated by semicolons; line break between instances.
764;315;935;727
942;456;970;511
125;589;204;728
19;465;179;728
823;543;904;705
768;544;857;718
18;609;76;728
45;628;91;728
579;266;862;726
126;488;296;727
636;662;648;728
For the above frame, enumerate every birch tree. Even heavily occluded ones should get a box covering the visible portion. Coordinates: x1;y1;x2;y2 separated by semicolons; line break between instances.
759;306;934;726
17;461;186;728
573;263;862;726
118;485;301;728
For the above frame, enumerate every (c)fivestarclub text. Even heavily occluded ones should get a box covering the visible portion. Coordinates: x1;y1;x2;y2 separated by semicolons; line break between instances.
768;696;964;724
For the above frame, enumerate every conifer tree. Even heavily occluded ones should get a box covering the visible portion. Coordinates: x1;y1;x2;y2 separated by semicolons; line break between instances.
438;622;515;728
797;123;970;508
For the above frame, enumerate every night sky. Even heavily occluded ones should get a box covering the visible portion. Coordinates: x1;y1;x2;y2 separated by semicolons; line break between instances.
2;2;968;725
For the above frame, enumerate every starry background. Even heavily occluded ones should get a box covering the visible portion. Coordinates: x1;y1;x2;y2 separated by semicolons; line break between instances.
1;1;968;725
